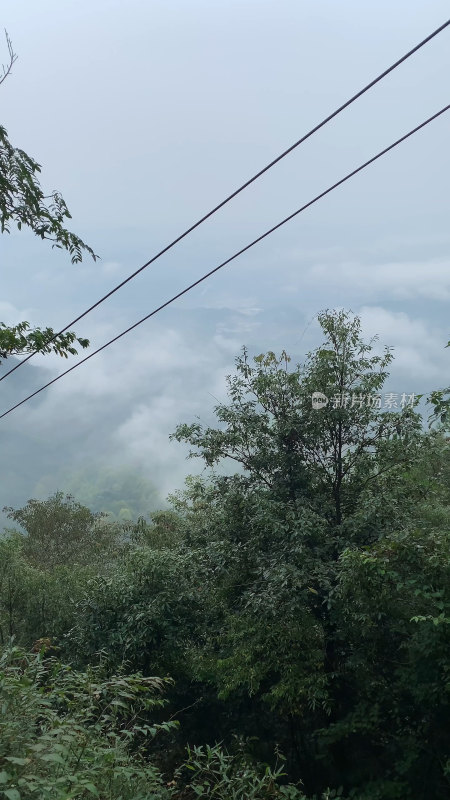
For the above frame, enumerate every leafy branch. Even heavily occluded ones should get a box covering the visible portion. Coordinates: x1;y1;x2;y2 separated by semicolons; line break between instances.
0;321;89;364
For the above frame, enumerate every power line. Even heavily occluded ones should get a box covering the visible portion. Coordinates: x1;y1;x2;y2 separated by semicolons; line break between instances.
1;18;448;384
1;102;448;421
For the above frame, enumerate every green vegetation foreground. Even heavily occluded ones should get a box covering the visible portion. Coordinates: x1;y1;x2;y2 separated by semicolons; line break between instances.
1;310;449;799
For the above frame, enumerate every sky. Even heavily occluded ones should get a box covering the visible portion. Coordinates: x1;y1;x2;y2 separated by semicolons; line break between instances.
1;0;449;514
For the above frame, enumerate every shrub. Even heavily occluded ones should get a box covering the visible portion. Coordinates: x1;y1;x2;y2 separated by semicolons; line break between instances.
0;644;175;799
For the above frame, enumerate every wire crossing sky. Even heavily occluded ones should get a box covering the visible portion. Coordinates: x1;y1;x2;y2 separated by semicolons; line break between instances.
1;101;448;421
0;16;448;384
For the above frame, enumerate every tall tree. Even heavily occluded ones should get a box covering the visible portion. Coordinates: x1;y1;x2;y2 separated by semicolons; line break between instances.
173;309;422;542
172;309;433;792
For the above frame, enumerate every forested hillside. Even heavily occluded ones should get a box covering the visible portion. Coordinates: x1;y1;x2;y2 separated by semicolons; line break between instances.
2;12;450;797
1;310;449;799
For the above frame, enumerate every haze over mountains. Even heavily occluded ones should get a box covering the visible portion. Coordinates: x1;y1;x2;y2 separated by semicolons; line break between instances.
2;0;449;528
1;299;448;528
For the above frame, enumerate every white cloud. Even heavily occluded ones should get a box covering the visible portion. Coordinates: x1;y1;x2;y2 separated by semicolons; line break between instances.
0;301;33;325
306;258;450;302
358;306;449;388
101;261;123;276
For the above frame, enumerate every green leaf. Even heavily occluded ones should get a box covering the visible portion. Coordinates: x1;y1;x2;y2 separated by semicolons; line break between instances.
39;753;65;765
81;783;99;796
3;790;21;800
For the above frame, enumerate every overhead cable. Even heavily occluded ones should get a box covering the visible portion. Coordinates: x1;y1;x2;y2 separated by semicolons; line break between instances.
1;102;448;420
1;18;448;384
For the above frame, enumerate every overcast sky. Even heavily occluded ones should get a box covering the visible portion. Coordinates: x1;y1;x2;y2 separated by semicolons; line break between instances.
1;0;449;511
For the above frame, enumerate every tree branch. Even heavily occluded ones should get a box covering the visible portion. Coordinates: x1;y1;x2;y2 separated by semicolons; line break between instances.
0;31;17;87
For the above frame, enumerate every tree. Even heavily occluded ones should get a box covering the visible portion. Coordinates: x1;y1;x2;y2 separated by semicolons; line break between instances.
171;310;442;794
330;509;450;799
0;532;90;647
173;310;422;542
3;491;120;568
428;340;450;429
0;31;96;367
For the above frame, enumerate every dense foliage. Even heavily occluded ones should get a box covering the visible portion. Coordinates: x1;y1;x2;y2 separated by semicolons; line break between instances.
1;310;449;798
0;644;176;799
